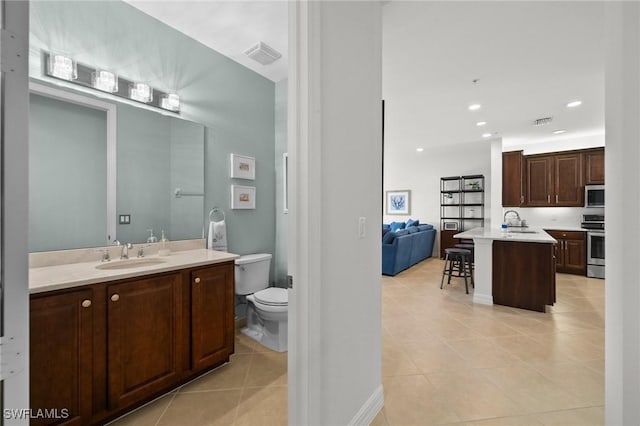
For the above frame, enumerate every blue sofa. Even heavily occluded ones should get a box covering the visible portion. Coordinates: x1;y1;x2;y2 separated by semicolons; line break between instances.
382;222;436;276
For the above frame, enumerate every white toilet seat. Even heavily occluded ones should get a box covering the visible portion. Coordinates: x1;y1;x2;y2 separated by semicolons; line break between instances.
254;287;288;306
247;292;288;314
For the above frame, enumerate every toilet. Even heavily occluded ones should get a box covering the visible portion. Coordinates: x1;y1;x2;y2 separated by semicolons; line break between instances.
235;253;288;352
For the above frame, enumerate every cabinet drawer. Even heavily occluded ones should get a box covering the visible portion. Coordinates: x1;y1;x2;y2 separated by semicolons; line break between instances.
545;230;585;241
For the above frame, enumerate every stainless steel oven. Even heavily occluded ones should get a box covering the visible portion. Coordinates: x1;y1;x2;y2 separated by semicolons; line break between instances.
587;230;605;279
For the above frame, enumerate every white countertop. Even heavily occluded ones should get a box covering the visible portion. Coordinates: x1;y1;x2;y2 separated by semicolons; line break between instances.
541;226;587;232
30;249;239;294
454;228;557;244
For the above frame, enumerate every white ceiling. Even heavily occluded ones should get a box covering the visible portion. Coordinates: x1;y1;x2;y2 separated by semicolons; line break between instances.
124;1;604;152
383;1;605;153
124;0;288;82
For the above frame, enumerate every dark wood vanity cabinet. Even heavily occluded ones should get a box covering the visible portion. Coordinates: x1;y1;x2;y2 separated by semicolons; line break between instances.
191;264;235;372
107;273;182;410
30;261;235;426
30;289;94;426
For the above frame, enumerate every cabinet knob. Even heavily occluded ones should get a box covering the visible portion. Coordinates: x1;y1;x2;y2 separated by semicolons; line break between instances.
111;294;120;302
81;299;92;308
194;277;201;284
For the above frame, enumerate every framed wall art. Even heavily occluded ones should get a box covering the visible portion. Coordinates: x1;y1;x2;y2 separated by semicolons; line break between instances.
231;185;256;209
230;153;256;180
386;190;411;215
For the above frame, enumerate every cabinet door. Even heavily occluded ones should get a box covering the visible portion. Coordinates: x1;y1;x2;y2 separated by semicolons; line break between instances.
584;148;605;185
107;273;181;409
525;156;553;206
191;262;235;372
564;239;587;275
30;289;93;426
502;151;524;207
440;230;459;259
555;153;583;206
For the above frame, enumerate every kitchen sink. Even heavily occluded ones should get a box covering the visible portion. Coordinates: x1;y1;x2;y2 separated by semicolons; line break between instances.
508;229;538;234
95;258;167;270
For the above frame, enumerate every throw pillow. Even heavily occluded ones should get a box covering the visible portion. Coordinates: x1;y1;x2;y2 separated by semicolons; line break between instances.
390;221;406;232
382;231;396;244
406;218;420;227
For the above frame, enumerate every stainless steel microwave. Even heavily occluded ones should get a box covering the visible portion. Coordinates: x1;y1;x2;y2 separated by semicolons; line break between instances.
585;185;605;208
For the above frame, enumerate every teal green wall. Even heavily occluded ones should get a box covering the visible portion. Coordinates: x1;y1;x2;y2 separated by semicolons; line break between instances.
30;1;276;263
274;80;288;287
29;94;108;251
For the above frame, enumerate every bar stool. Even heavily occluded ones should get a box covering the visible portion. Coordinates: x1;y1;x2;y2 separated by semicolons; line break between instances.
455;243;475;277
440;248;473;294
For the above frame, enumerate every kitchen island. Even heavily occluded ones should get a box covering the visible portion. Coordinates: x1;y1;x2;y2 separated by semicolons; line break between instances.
454;228;557;312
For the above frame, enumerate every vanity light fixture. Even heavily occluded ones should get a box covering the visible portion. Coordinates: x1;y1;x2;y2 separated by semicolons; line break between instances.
91;70;118;93
476;121;487;126
43;52;181;114
161;93;180;112
129;82;153;103
468;104;481;111
566;100;582;108
47;54;77;81
416;147;424;152
553;129;567;134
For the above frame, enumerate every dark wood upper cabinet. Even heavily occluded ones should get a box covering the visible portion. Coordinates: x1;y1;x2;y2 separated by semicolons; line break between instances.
554;153;583;206
30;289;94;426
525;155;554;206
584;148;605;185
502;151;524;207
107;273;182;410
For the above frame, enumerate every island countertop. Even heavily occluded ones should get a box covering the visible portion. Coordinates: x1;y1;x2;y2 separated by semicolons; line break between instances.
454;227;557;244
30;249;239;294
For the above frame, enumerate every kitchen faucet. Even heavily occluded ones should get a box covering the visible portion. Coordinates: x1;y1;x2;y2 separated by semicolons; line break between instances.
503;210;521;224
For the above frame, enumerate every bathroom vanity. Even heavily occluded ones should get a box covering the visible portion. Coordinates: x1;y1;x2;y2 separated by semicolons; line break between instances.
29;246;238;425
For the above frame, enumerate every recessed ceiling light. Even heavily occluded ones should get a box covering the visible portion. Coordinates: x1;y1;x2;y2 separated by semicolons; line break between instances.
468;104;481;111
553;129;567;134
566;100;582;108
482;133;492;138
416;147;424;152
476;121;487;126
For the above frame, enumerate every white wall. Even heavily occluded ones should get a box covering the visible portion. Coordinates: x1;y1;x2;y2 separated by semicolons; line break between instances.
604;3;640;424
384;141;492;254
289;1;383;424
504;132;604;155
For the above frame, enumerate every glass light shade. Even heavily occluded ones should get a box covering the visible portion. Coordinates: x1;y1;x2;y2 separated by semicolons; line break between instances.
47;54;77;81
91;70;118;93
129;82;153;103
161;93;180;111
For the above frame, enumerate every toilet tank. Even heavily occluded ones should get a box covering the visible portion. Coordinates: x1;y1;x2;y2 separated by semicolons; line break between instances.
235;253;272;295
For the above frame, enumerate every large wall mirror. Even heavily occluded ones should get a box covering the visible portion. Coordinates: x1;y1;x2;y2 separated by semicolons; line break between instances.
29;83;206;252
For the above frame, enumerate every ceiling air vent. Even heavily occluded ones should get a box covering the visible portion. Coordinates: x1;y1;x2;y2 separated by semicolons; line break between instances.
244;42;282;66
533;117;553;126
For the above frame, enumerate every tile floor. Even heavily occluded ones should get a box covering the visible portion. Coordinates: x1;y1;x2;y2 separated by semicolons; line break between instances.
111;257;604;426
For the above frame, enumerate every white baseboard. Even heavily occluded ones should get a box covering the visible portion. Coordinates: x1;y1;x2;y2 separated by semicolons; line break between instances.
348;384;384;425
473;293;494;305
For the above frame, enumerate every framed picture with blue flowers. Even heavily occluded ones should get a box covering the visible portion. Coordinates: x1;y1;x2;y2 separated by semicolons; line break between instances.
386;190;411;215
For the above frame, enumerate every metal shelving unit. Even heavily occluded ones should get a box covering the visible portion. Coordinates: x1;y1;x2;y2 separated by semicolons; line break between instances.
440;175;485;232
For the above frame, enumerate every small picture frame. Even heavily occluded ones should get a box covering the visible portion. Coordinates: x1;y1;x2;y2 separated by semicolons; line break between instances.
386;190;411;215
231;185;256;209
443;222;459;231
230;153;256;180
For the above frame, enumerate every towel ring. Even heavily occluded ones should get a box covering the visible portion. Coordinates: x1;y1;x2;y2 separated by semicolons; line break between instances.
209;207;225;222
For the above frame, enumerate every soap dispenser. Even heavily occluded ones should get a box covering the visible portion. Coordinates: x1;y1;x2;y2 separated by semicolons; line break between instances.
146;229;158;243
158;230;170;256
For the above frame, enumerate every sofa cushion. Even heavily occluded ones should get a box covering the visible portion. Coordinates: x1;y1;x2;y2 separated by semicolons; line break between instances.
417;224;434;231
406;218;419;227
390;221;406;232
382;224;391;231
394;229;409;237
382;231;396;244
407;226;419;234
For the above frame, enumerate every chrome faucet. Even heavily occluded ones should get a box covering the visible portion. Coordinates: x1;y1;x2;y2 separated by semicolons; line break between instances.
503;210;521;226
120;243;133;260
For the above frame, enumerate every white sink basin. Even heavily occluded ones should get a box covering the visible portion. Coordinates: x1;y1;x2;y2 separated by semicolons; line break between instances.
508;229;538;234
95;258;167;270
